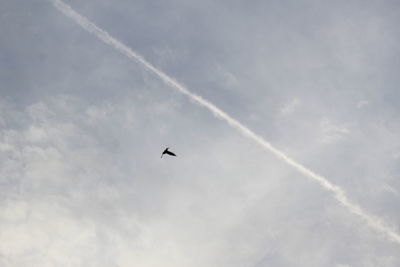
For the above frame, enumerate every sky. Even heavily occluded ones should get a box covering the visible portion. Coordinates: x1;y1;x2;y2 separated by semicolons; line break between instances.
1;0;400;266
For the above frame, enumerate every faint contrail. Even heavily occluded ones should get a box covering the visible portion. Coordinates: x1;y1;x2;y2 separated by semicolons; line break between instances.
49;0;400;244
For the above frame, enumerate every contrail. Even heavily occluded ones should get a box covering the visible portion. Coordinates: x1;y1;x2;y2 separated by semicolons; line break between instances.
49;0;400;244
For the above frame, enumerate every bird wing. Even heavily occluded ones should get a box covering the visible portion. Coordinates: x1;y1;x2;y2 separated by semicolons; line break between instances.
161;148;168;158
165;151;176;156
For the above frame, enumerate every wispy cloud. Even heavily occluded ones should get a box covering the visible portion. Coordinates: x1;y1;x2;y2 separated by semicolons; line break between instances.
280;98;301;116
319;118;349;144
357;100;370;109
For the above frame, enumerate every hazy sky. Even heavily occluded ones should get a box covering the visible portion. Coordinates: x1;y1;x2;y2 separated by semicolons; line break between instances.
1;0;400;266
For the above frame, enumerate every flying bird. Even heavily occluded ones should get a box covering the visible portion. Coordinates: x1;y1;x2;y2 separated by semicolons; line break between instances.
161;147;177;158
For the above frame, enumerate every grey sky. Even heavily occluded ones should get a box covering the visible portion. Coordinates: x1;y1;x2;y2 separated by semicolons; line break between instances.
1;0;400;266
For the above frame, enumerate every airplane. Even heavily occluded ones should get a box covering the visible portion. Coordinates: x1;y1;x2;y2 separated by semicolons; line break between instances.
161;147;177;158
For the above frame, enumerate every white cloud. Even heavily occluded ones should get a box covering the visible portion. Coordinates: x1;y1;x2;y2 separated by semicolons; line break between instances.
319;118;350;144
357;100;370;109
381;184;399;197
280;98;301;116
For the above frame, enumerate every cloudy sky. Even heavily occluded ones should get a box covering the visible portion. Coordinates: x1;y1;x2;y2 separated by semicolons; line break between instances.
1;0;400;266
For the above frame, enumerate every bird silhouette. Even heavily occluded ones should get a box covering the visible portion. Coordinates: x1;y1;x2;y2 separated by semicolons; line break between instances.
161;147;176;158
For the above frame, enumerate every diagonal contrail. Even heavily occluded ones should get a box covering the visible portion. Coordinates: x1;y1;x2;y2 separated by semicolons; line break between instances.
49;0;400;244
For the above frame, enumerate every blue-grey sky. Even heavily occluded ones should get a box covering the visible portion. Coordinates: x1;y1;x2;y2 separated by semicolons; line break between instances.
1;0;400;266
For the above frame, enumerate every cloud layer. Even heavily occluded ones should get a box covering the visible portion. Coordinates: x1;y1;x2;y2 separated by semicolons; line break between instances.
1;0;400;266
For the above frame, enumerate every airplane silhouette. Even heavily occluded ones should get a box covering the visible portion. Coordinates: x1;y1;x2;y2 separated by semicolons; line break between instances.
161;147;177;158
